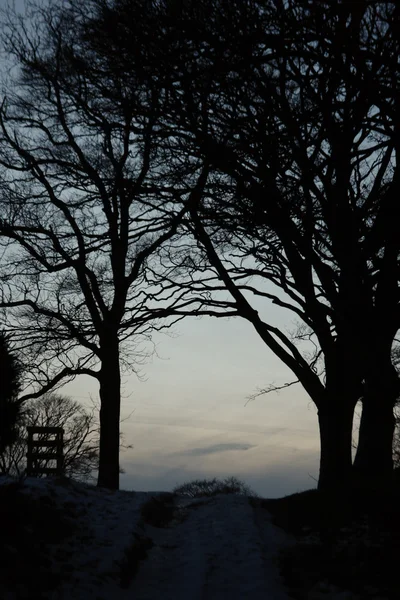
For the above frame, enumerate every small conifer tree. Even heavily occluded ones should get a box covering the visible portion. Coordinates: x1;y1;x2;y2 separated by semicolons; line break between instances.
0;331;22;456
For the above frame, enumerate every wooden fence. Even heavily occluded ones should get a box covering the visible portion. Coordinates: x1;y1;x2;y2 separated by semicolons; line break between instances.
26;426;64;477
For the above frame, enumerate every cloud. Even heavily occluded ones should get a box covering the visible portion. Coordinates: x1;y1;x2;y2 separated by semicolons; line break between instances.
184;442;256;457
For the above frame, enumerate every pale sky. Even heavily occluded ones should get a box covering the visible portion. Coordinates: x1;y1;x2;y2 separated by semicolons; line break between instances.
62;311;322;498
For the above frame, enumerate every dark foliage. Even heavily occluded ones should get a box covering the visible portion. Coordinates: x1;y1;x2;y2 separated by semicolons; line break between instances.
0;331;22;456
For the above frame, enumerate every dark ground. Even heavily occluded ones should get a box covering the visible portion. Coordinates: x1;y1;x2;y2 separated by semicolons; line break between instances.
262;484;400;599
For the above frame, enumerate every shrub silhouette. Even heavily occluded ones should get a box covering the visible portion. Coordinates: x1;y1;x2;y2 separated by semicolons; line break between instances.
173;476;256;498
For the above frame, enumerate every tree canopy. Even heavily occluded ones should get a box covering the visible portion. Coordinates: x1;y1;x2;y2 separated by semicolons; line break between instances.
0;0;208;488
0;0;399;491
80;0;400;489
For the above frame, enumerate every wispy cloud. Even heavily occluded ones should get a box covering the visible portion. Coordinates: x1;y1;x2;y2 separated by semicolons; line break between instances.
184;443;256;456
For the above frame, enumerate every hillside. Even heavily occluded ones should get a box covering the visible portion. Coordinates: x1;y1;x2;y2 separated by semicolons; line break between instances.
1;476;398;599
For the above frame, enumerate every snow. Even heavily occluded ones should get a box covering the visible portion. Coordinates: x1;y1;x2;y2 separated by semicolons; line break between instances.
0;476;295;599
128;495;291;600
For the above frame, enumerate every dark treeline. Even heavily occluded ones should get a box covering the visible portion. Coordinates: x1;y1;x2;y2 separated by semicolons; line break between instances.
0;0;398;494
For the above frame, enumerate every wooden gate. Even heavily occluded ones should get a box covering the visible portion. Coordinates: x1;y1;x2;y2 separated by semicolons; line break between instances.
26;426;64;477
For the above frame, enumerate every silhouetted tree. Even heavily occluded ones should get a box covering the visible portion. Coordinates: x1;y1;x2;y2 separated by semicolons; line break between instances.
81;0;400;491
0;330;22;458
0;2;207;489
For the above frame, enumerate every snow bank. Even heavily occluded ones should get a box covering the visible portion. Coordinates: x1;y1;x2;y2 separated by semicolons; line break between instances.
0;477;294;599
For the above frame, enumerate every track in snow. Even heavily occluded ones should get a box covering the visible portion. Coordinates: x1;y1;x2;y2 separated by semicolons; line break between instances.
127;495;292;600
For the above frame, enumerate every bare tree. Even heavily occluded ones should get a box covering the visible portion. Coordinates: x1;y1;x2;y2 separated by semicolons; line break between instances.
0;2;207;489
83;0;400;491
0;393;99;482
185;1;400;490
1;0;398;494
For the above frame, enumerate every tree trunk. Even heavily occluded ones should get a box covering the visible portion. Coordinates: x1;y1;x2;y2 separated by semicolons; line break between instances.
353;397;395;485
317;399;356;493
353;357;398;492
352;390;396;533
354;338;400;489
97;337;121;490
317;398;357;540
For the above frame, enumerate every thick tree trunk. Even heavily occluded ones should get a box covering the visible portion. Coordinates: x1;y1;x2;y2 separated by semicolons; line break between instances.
352;389;396;532
353;334;399;482
353;397;395;485
97;337;121;490
353;357;398;492
317;398;357;540
317;399;356;493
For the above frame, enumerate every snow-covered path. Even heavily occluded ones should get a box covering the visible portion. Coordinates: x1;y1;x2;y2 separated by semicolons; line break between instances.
0;478;295;599
127;495;293;600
